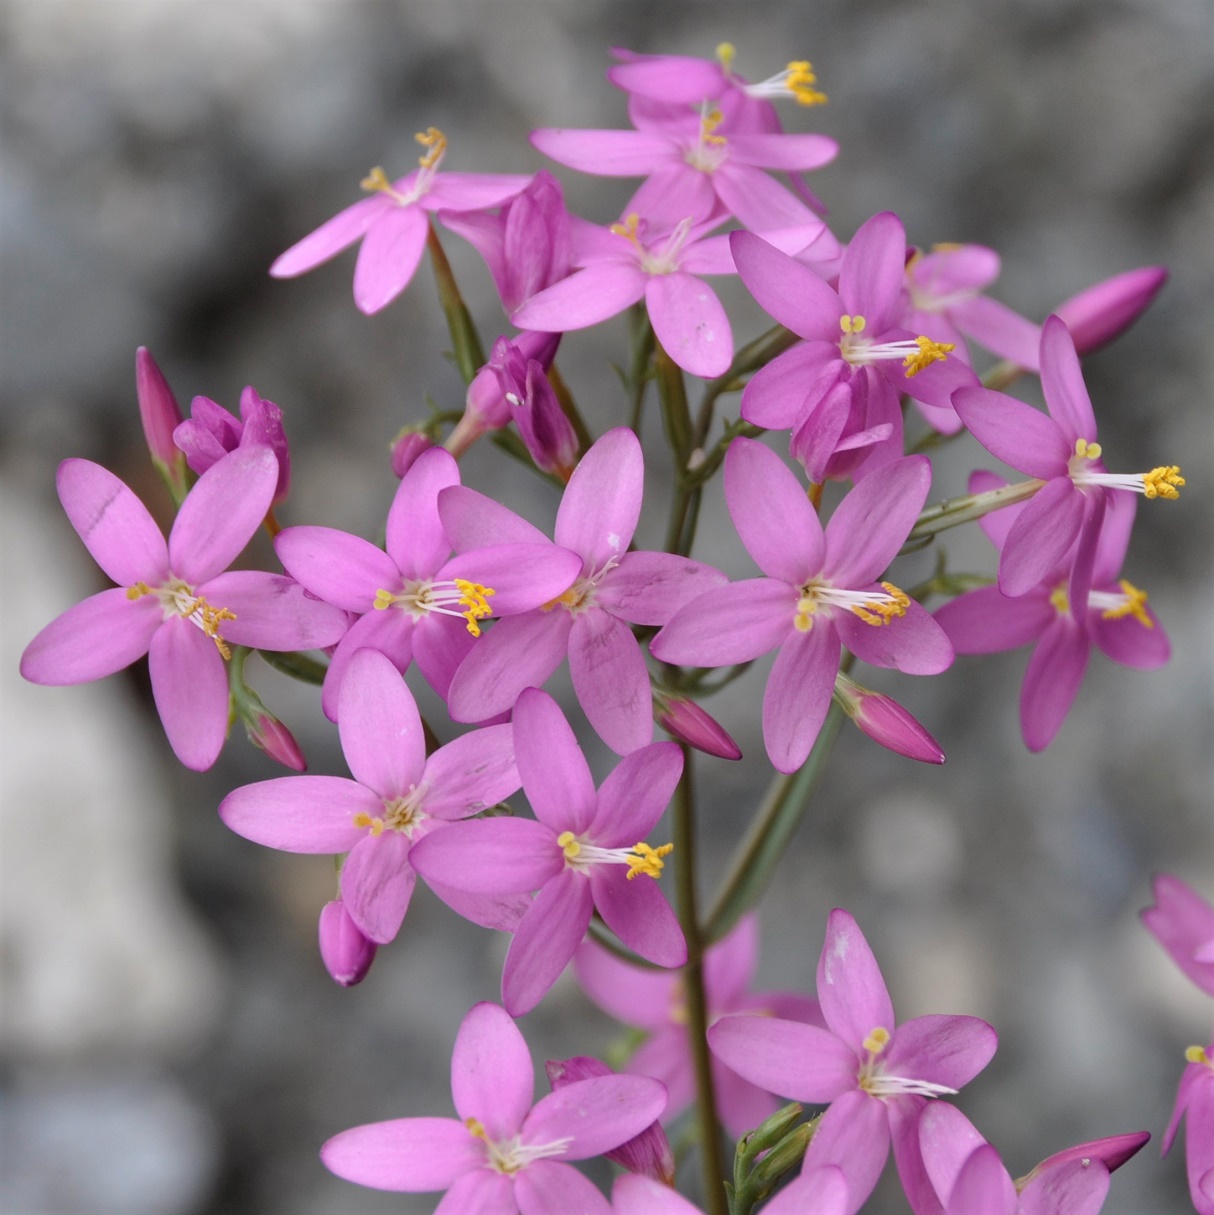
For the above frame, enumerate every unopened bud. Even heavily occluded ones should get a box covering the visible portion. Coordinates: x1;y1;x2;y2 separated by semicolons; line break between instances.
318;899;377;987
1020;1131;1151;1187
246;711;307;772
135;347;188;500
239;386;291;503
1052;267;1167;355
546;1057;675;1185
390;428;436;478
834;674;945;764
655;692;742;760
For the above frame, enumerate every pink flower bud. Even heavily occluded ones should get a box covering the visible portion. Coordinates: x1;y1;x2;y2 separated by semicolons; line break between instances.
1052;267;1167;355
835;675;945;764
545;1057;675;1185
174;387;291;503
390;428;436;478
135;347;188;496
655;692;742;760
246;712;307;772
318;899;377;987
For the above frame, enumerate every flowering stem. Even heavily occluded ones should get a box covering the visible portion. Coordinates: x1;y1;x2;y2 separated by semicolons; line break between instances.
904;477;1043;546
626;302;656;432
257;648;329;685
672;745;728;1215
425;220;486;385
981;358;1025;392
546;361;593;458
694;324;798;447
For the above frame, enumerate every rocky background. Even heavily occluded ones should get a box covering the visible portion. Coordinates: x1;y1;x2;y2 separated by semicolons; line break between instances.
2;1;1212;1213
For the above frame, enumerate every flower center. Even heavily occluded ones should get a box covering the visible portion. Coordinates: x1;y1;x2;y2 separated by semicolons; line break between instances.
838;315;954;377
540;558;619;617
1067;438;1184;500
742;58;829;106
685;103;728;172
793;581;910;632
1185;1045;1214;1071
1088;579;1153;628
352;786;427;838
374;578;495;637
856;1026;958;1100
555;831;674;879
464;1118;572;1175
905;247;980;313
359;128;449;207
609;214;695;276
127;579;236;659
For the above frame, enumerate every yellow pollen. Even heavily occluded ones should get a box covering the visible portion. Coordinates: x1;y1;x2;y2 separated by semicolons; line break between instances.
716;42;736;71
1102;580;1152;628
625;841;674;880
840;314;866;334
1074;438;1103;461
1050;586;1070;615
609;212;642;245
931;242;963;252
373;588;398;610
793;594;817;633
851;582;910;627
700;105;727;146
455;579;495;637
557;830;582;860
903;335;955;377
415;126;447;169
126;581;153;600
1185;1045;1210;1065
784;60;828;106
1143;465;1184;500
465;1117;488;1139
360;166;402;199
863;1027;891;1055
541;587;582;613
352;811;385;837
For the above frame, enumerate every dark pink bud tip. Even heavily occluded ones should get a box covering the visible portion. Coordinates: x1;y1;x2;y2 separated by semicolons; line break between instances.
656;694;742;761
318;900;377;987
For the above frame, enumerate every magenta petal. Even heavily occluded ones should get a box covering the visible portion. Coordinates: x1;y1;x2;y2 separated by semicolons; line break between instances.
341;831;416;944
501;870;594;1016
200;571;348;650
713;164;818;232
762;625;840;774
725;436;824;583
422;724;519;820
707;1015;857;1103
591;865;685;968
816;909;896;1054
147;617;229;770
529;127;672;174
438;485;552;549
513;263;647;331
514;1160;610;1215
450;1002;534;1141
56;460;168;586
169;446;278;584
650;580;797;667
271;195;391;278
598;552;726;626
1039;315;1097;444
612;1174;705;1215
443;545;583;616
274;525;400;612
428;882;531;934
800;1092;890;1215
569;610;652;756
320;609;414;722
935;587;1052;654
645;272;733;378
386;446;460;579
888;1099;944;1215
555;427;642;565
730;231;841;340
952;388;1070;479
219;775;373;852
1019;1159;1111;1215
999;477;1084;597
526;1075;667;1161
592;742;683;845
413;817;562;895
948;1146;1018;1215
424;172;532;211
413;614;477;701
352;204;429;314
320;1116;481;1191
573;943;673;1030
20;589;161;685
886;1014;998;1089
1067;492;1106;621
513;687;597;834
951;294;1042;369
918;1103;987;1211
762;1167;849;1215
839;212;906;335
626;165;719;231
1054;266;1168;355
740;342;840;429
728;132;838;171
1091;606;1170;669
338;649;425;797
835;599;954;675
1021;616;1090;752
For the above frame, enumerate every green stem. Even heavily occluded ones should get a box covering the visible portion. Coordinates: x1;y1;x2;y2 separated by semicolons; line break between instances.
426;221;486;385
905;477;1043;546
626;303;656;433
694;324;798;448
258;649;329;685
547;362;594;458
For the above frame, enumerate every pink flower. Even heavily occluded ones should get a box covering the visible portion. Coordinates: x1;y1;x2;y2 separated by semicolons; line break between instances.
318;899;377;988
20;447;346;770
1142;874;1214;997
134;347;188;499
410;688;687;1016
653;691;742;760
322;1001;667;1214
1050;266;1168;359
270;128;530;314
574;913;823;1137
709;909;997;1215
833;673;946;765
488;334;579;478
651;439;952;773
1164;1041;1214;1215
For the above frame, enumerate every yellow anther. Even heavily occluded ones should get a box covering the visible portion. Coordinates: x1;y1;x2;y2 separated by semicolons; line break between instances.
863;1027;891;1055
415;126;447;169
840;314;866;334
1074;438;1103;461
1143;465;1184;500
784;60;828;106
373;588;398;611
903;336;955;377
1050;585;1070;616
1102;580;1152;628
793;594;817;633
360;165;394;194
716;42;737;71
850;582;910;627
454;579;495;637
541;587;582;613
700;105;727;146
557;830;582;860
126;581;153;600
352;811;385;837
1185;1045;1210;1065
931;242;963;253
465;1117;488;1139
625;841;674;880
609;212;642;244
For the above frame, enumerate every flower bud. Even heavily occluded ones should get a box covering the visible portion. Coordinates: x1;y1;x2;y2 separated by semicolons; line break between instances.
1051;267;1167;355
239;386;291;502
390;428;436;478
834;674;945;764
246;711;307;772
318;899;377;987
654;692;742;760
545;1057;675;1185
135;347;188;500
1018;1130;1150;1187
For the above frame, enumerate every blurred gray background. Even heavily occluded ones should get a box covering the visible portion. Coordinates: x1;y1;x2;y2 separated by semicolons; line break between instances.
2;1;1212;1212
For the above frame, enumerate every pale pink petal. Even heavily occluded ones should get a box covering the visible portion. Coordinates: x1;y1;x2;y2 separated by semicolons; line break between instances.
513;264;647;332
337;648;425;797
630;1031;694;1118
951;295;1042;369
999;477;1083;598
148;615;229;770
800;1092;889;1215
918;1103;988;1211
886;1014;998;1089
501;870;594;1016
714;164;819;232
645;272;733;378
219;775;374;852
597;552;725;626
740;342;841;429
815;909;896;1054
835;599;954;675
386;446;460;579
1091;490;1137;586
270;195;391;278
935;587;1053;654
529;128;673;174
515;1160;610;1215
649;580;797;667
569;609;652;756
169;446;277;584
762;625;840;774
1020;616;1090;752
320;1116;481;1191
274;525;400;612
410;818;562;894
513;687;597;834
592;742;683;845
320;609;415;722
555;427;642;565
20;589;161;685
947;1146;1017;1215
438;486;552;549
728;133;838;171
422;724;519;820
341;831;416;944
352;205;429;314
200;571;348;650
730;231;841;340
725;436;824;583
607;54;727;102
707;1015;857;1103
1039;315;1098;444
572;942;673;1031
525;1075;667;1160
952;388;1070;479
56;459;168;586
839;212;906;335
591;865;685;967
450;1001;534;1141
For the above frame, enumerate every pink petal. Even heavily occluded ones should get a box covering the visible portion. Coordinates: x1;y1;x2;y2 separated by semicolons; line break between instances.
20;589;161;685
887;1098;944;1215
791;378;855;485
714;163;819;231
169;446;277;584
762;625;840;774
951;295;1042;369
909;244;1000;296
626;166;718;231
199;571;348;650
320;1116;481;1191
148;615;230;770
1019;1160;1110;1215
951;388;1070;479
918;1103;988;1211
712;1061;781;1140
341;830;416;944
611;1173;706;1215
450;1002;534;1142
645;272;733;378
438;486;552;549
947;1146;1017;1215
886;1014;998;1089
424;173;533;211
219;775;376;852
572;942;674;1031
649;580;797;667
800;1092;890;1215
422;724;520;820
591;865;685;968
442;545;584;616
835;598;954;675
514;1160;610;1215
513;687;597;834
413;613;477;701
409;818;562;895
555;427;642;565
525;1075;668;1161
501;870;594;1016
338;649;426;797
998;477;1084;597
513;264;647;332
270;194;391;278
703;914;759;1011
761;1167;849;1215
1067;492;1106;622
839;212;906;335
1020;616;1090;752
729;230;841;340
728;133;838;171
433;1169;516;1215
592;741;683;845
1053;266;1168;355
597;552;726;626
386;446;460;579
56;459;168;587
935;587;1053;654
274;525;400;612
1039;315;1097;444
816;909;896;1054
569;609;653;756
1091;607;1171;669
352;204;429;314
529;127;673;175
1090;490;1137;586
428;883;531;934
320;609;415;722
707;1015;857;1103
740;342;840;429
725;436;824;583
